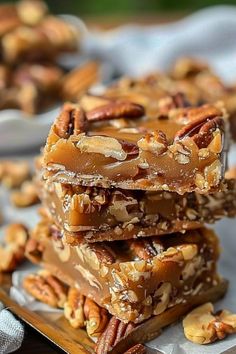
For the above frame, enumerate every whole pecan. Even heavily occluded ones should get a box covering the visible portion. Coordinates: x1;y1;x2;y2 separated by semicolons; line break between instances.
64;287;85;329
86;101;145;122
55;103;87;138
23;271;67;308
95;316;136;354
84;298;109;337
88;243;116;264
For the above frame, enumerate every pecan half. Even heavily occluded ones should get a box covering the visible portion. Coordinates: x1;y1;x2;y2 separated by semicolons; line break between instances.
64;287;85;328
95;317;136;354
129;238;164;260
86;101;145;122
84;298;109;337
23;271;67;308
55;103;87;138
88;243;116;264
193;117;224;149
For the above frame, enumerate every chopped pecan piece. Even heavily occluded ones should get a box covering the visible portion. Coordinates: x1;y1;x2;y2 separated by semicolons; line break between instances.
10;180;39;207
64;287;85;329
124;344;146;354
55;103;87;138
129;238;164;260
183;302;236;344
23;270;67;308
137;130;168;155
86;101;145;122
84;298;109;337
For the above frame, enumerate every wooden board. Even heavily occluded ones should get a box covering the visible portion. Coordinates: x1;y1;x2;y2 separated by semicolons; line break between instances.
0;274;95;354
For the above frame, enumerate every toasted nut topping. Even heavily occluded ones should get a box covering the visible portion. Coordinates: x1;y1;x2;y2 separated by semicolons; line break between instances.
25;238;44;263
137;130;168;155
23;271;67;308
64;287;85;329
153;282;172;315
183;303;236;344
76;134;128;161
86;101;145;122
55;103;87;138
84;298;109;337
174;105;224;148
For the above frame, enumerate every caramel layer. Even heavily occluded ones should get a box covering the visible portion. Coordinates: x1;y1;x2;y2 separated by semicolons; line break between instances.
40;177;236;244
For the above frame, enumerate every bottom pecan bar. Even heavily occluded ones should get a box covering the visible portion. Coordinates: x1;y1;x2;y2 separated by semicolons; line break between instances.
26;217;222;324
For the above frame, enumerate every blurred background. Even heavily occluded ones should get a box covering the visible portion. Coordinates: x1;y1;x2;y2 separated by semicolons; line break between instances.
4;0;236;23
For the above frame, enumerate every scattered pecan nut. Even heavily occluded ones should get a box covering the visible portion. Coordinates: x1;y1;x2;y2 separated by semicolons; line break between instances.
95;316;136;354
17;0;48;26
64;287;85;329
183;302;236;344
23;270;67;308
0;160;30;189
0;223;28;272
86;101;145;122
84;297;109;338
10;180;39;207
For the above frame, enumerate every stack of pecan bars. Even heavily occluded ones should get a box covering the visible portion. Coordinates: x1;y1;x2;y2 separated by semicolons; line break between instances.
26;87;236;352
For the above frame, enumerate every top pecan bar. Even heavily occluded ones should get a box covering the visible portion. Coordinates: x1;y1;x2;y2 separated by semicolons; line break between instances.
43;97;228;193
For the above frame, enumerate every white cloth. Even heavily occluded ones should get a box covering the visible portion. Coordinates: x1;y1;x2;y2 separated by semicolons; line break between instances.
84;5;236;83
0;302;24;354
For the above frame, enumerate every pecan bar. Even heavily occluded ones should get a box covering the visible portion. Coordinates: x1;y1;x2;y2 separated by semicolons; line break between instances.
39;175;236;243
27;218;221;324
43;97;228;194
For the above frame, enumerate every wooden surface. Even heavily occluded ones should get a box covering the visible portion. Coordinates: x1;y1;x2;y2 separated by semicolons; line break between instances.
0;275;94;354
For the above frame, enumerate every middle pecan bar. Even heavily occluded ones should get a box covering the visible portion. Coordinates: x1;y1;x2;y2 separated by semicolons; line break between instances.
26;218;221;324
43;99;228;194
39;177;236;244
